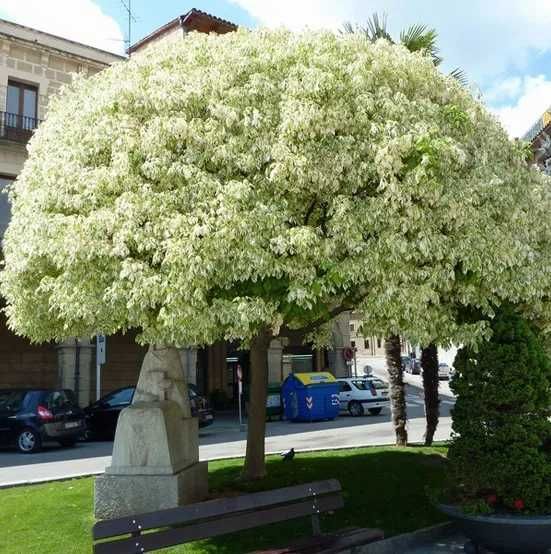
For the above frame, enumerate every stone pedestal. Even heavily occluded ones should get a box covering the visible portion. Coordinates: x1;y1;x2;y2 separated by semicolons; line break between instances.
94;345;208;520
95;461;208;519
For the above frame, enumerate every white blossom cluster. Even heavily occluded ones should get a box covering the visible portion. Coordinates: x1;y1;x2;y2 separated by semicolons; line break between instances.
1;29;550;347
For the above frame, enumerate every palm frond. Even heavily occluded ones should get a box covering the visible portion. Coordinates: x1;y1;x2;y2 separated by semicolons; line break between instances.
400;24;441;65
341;21;356;35
449;67;468;87
365;13;392;43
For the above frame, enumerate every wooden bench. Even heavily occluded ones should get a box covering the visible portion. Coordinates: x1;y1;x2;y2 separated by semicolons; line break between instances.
92;479;384;553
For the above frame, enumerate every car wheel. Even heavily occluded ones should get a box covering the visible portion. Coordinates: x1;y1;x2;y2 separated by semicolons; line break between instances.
58;438;77;448
83;428;95;441
368;408;382;416
348;401;364;417
17;428;41;454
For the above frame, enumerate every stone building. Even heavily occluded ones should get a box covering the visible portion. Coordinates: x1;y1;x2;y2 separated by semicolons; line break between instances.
0;10;353;408
523;106;551;174
0;18;123;403
348;313;413;376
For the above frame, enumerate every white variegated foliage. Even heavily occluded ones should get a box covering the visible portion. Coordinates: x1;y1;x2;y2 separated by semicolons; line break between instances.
1;29;550;347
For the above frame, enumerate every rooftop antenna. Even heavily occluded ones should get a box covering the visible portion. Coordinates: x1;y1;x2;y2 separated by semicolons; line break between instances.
120;0;137;56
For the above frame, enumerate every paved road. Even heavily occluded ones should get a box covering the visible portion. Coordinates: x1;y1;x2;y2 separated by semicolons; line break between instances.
0;376;454;487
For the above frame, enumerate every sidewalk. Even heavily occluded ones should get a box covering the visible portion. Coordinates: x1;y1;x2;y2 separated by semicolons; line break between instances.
0;412;452;488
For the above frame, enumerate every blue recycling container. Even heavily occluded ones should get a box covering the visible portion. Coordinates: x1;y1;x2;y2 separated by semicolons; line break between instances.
281;372;340;422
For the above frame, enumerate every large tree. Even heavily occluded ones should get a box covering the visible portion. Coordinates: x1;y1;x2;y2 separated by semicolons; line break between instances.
1;29;548;480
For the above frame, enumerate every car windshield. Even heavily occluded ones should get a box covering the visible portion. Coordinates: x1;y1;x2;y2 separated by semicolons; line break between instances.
0;390;25;411
352;379;387;390
370;378;388;390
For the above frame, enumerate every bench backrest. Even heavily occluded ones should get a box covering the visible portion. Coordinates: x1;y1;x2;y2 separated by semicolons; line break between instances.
93;479;343;553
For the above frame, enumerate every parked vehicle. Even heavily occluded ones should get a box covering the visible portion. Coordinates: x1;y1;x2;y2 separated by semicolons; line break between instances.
438;363;451;380
336;378;390;417
406;359;422;375
84;384;214;440
400;356;412;372
0;388;85;453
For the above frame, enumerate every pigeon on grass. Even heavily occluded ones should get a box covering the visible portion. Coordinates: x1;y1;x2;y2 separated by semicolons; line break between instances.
280;448;295;461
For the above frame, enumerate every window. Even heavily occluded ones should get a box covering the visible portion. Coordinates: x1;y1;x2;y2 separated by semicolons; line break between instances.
47;390;76;411
351;380;369;390
364;339;370;349
105;388;134;407
339;382;352;392
0;390;25;412
6;80;38;129
0;175;13;237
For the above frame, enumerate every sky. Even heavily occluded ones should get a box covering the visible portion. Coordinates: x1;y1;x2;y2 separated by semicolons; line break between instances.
0;0;550;138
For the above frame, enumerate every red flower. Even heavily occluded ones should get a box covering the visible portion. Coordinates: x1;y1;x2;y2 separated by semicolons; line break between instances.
486;494;497;505
513;499;525;511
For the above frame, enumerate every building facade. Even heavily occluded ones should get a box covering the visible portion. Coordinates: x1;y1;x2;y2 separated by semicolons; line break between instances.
523;106;551;174
0;10;354;408
0;19;123;404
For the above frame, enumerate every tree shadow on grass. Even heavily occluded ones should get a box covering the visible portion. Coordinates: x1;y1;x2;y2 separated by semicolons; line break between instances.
163;447;449;553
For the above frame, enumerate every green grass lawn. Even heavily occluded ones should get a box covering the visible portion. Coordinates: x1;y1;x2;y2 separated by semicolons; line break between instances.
0;446;448;554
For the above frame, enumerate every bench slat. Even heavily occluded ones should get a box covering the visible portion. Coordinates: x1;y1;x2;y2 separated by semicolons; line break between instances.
94;492;344;554
93;479;341;540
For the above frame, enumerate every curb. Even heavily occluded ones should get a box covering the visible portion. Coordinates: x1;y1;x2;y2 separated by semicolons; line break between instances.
354;522;455;553
0;470;105;490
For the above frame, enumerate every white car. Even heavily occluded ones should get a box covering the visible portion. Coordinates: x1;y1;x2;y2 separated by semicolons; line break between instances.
337;378;390;417
438;363;451;380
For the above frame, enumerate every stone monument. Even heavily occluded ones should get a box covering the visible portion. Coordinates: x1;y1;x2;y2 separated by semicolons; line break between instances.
94;345;208;519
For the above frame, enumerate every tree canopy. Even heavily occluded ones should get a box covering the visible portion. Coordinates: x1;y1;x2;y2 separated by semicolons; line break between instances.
1;29;549;348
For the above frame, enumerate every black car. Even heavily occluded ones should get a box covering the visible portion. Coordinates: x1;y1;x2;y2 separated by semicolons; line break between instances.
84;385;214;440
0;388;85;453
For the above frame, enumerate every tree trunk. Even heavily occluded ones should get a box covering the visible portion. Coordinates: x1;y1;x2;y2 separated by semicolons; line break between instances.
421;343;439;446
385;335;408;446
242;328;272;480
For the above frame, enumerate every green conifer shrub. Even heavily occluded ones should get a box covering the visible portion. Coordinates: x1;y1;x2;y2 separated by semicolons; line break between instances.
448;306;551;513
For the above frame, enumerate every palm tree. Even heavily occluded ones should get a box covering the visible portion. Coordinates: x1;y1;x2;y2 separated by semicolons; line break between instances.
420;343;439;445
385;335;408;446
346;14;465;446
343;14;467;85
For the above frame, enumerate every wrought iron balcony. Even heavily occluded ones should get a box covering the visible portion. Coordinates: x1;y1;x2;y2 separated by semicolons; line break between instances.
0;111;41;144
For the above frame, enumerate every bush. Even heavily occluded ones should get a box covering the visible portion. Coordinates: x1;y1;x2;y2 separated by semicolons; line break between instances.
448;305;551;514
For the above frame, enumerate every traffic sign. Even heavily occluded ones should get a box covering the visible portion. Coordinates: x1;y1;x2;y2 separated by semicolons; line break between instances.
96;334;106;365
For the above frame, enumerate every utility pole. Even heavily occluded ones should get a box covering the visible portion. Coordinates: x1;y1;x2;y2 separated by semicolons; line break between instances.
120;0;137;56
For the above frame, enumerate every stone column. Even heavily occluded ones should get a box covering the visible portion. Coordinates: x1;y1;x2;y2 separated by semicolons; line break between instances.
95;345;208;519
267;338;283;383
56;338;95;407
330;313;352;378
178;347;198;385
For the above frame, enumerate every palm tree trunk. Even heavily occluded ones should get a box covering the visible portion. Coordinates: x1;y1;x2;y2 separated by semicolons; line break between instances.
241;328;272;480
421;343;439;446
385;335;408;446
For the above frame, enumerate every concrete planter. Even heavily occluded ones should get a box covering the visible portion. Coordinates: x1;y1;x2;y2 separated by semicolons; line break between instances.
438;503;551;553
